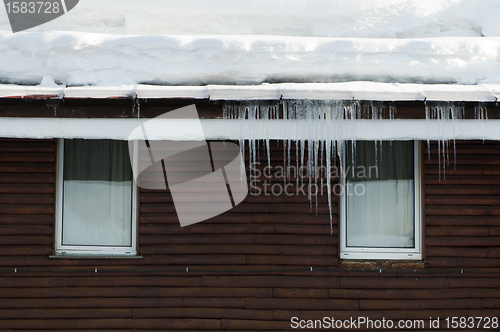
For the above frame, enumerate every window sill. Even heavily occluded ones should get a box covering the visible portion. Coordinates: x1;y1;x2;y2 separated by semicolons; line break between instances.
49;255;143;260
340;260;424;268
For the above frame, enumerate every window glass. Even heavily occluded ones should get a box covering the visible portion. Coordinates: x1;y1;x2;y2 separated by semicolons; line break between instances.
62;139;133;246
345;141;415;248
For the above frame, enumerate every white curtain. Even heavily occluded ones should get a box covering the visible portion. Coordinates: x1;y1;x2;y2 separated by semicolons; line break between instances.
345;141;415;248
62;140;133;246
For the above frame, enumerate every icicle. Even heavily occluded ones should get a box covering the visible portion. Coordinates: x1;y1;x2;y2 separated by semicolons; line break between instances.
475;102;488;142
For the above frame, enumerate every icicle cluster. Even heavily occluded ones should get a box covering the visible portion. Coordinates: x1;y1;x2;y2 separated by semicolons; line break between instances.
223;100;488;233
424;101;489;178
424;102;465;177
223;100;396;233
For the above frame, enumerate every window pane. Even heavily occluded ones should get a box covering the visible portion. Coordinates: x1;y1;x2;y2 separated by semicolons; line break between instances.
345;141;414;248
62;139;133;246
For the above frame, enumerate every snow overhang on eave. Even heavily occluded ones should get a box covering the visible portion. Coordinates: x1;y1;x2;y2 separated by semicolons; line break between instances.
0;82;499;102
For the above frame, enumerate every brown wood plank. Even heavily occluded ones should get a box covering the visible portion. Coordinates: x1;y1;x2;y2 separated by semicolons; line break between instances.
455;258;500;267
0;246;53;256
426;196;500;206
359;298;484;310
21;255;254;267
0;184;54;194
482;298;500;308
426;206;500;216
273;288;329;299
269;204;332;214
426;226;489;237
0;153;54;163
0;287;272;298
279;245;337;256
0;141;55;152
470;288;500;298
140;192;334;204
254;234;337;245
329;288;469;299
182;298;246;308
221;319;292;331
468;309;500;318
201;276;339;288
139;244;280;255
0;308;132;319
0;163;54;173
66;276;201;287
489;227;500;236
449;278;500;288
0;318;222;330
272;224;335;235
424;258;457;267
245;298;358;310
488;247;500;258
426;185;500;195
139;234;255;245
139;224;273;235
164;254;247;265
426;247;489;258
427;145;500;154
425;156;500;166
340;277;449;289
132;308;272;320
140;213;252;224
0;214;53;224
252;214;334;225
245;255;338;266
0;277;68;288
426;237;500;247
0;297;182;309
0;256;26;266
0;194;53;204
426;216;500;227
0;235;52;245
0;205;53;215
0;173;54;184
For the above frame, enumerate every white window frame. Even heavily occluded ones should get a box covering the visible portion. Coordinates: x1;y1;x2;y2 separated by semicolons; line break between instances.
340;140;422;260
55;139;139;256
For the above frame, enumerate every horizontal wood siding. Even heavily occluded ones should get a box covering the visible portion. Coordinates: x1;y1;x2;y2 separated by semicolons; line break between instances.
0;138;498;331
425;141;500;269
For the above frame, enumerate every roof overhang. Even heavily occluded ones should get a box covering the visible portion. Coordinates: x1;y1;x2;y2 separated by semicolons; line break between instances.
0;82;499;102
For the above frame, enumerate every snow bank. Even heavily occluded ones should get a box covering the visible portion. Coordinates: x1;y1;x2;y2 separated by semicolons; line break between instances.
0;32;499;86
0;0;499;38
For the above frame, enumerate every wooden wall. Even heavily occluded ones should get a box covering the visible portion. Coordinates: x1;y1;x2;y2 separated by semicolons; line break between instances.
0;138;498;330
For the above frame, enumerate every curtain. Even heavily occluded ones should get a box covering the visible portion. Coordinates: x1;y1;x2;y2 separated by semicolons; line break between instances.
62;139;133;246
345;141;415;248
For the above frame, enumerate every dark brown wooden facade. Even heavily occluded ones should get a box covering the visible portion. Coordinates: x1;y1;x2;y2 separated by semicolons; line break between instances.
0;99;499;331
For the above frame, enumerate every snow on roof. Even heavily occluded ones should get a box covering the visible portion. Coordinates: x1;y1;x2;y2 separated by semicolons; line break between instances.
0;0;499;38
0;1;499;89
0;82;499;102
0;33;499;87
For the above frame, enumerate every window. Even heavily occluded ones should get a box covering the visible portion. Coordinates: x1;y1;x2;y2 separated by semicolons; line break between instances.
340;140;421;260
55;139;138;256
